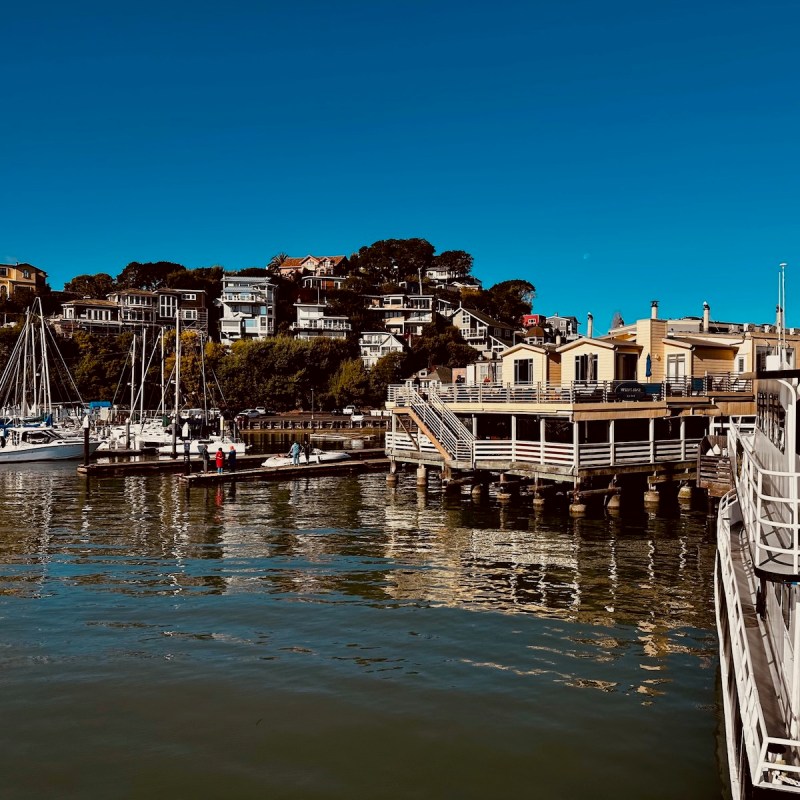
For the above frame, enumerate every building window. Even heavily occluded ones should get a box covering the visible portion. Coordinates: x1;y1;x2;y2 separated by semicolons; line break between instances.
22;269;30;279
514;358;534;385
574;353;598;383
181;293;196;301
737;357;745;373
0;268;7;277
159;295;177;318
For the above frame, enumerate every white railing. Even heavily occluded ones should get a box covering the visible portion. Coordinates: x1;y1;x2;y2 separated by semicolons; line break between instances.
387;376;753;406
717;489;800;789
732;422;800;576
385;431;439;455
470;438;701;470
386;438;700;469
407;388;473;461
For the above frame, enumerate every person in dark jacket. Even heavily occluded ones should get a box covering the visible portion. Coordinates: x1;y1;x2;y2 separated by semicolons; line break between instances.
228;445;237;472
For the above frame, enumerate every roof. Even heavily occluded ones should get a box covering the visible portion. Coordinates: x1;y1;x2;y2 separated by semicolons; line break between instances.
664;336;739;350
114;288;155;296
557;336;618;353
281;255;347;268
457;306;507;328
501;342;549;356
62;298;119;308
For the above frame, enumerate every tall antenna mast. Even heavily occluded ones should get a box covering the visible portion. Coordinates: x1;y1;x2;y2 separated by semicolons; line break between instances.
779;262;788;366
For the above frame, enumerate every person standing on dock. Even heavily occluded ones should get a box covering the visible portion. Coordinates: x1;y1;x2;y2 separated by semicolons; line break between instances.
303;438;311;465
198;441;209;473
215;447;224;474
183;438;191;467
228;445;237;472
290;440;301;465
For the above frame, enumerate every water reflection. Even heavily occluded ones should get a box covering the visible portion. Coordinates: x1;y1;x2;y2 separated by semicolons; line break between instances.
0;466;716;636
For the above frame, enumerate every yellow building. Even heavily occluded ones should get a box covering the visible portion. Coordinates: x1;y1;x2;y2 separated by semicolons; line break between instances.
0;263;47;300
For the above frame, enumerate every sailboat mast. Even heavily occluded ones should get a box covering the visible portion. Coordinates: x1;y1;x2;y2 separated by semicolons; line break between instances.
38;302;51;415
160;327;165;416
171;304;180;458
140;327;146;421
130;334;136;420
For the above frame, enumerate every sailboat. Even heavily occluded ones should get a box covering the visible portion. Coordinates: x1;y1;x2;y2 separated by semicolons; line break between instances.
0;299;102;462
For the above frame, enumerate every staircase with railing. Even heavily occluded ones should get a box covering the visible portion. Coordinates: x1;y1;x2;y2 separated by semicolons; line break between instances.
399;386;475;463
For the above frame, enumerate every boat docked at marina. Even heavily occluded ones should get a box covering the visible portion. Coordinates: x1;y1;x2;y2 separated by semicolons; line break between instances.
0;299;101;462
716;367;800;796
261;448;350;468
0;425;101;462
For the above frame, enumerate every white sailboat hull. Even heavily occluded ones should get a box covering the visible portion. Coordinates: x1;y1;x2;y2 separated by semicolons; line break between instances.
0;438;102;463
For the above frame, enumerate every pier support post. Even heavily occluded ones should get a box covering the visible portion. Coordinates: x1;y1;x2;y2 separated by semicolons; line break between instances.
606;493;621;513
416;465;428;489
644;479;660;509
497;472;517;503
569;482;586;516
678;483;694;502
471;482;486;501
386;460;398;486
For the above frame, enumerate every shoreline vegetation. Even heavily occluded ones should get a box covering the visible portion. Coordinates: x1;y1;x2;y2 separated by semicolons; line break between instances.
1;238;535;413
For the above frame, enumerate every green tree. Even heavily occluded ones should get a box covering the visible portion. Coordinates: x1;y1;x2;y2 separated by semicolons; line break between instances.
348;238;435;287
467;279;536;325
409;321;479;371
367;351;407;405
266;253;287;276
71;331;134;401
63;273;115;298
116;261;187;291
434;250;473;279
329;358;369;408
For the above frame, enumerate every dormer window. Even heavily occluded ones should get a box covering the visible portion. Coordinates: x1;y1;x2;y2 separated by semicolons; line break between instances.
23;269;30;279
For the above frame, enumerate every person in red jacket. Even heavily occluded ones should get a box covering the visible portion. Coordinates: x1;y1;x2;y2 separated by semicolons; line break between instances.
215;447;224;474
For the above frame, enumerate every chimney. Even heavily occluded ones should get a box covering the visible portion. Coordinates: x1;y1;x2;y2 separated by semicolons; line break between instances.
650;300;658;320
702;301;710;333
586;312;593;339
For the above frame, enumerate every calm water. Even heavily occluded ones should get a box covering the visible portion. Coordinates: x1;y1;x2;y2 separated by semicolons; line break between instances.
0;461;724;799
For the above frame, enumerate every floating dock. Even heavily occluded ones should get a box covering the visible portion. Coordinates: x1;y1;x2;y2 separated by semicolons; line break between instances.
77;449;387;479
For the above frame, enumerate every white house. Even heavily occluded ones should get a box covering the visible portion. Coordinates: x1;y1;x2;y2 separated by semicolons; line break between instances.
218;274;276;344
359;331;405;369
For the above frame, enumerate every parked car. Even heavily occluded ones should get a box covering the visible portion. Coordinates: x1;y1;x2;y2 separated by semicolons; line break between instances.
343;405;359;415
239;408;262;418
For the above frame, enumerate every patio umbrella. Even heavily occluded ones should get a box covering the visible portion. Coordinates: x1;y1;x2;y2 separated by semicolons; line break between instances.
645;353;652;378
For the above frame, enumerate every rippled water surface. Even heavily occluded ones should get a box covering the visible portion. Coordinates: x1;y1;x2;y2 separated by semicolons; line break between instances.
0;464;723;798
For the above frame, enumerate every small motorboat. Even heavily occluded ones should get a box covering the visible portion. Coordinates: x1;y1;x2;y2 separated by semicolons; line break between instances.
261;448;351;468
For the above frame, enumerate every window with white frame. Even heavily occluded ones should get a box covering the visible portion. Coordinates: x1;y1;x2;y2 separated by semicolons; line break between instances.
159;295;177;318
514;358;534;384
574;353;598;383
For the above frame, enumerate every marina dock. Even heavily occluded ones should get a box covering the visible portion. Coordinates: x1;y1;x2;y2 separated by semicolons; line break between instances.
77;448;388;479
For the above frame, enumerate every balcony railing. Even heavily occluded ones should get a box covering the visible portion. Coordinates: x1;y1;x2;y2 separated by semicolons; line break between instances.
387;374;753;406
385;433;702;470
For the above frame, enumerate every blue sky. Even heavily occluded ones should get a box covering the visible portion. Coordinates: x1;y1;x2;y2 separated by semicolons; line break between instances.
2;0;799;333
